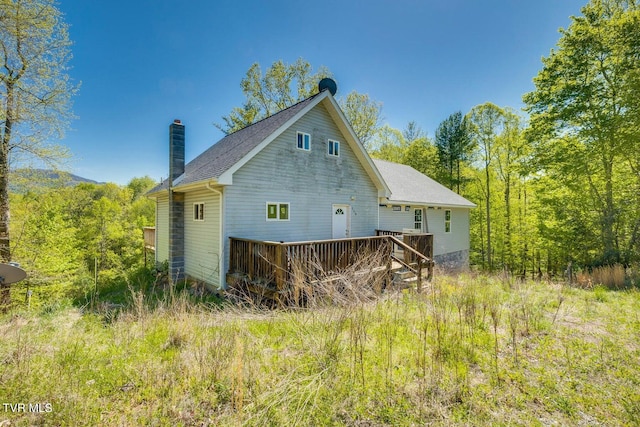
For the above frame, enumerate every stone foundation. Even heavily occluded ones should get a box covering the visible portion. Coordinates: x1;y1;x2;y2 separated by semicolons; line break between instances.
434;249;469;271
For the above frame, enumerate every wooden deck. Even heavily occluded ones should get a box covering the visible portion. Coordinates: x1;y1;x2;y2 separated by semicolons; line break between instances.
143;226;434;304
227;231;434;304
143;227;156;251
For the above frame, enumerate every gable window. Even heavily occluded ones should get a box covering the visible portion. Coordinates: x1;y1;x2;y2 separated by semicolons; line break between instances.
414;209;422;230
328;139;340;157
266;202;290;221
194;203;205;221
445;209;451;233
297;132;311;151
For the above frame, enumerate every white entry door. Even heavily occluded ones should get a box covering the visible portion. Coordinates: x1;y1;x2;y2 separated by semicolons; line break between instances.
332;204;350;239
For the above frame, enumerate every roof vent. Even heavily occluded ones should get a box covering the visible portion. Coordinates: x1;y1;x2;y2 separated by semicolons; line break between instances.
318;78;337;96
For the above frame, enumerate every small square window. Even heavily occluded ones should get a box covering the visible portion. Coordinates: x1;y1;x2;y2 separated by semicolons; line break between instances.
328;139;340;157
297;132;311;151
266;202;290;221
194;203;205;221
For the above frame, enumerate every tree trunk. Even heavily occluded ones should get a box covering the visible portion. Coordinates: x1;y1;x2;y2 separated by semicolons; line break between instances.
0;82;14;309
485;163;492;271
504;175;512;272
601;152;617;264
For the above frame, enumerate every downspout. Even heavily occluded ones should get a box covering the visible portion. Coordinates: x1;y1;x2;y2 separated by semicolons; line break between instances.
205;182;224;289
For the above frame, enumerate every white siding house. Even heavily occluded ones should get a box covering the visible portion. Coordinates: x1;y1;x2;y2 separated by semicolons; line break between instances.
374;160;476;268
148;83;476;288
147;87;389;288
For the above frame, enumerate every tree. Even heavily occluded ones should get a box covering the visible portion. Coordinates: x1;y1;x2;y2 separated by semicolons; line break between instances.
523;0;640;265
216;58;383;145
0;0;77;306
340;91;382;149
368;125;407;163
402;120;424;143
434;111;473;193
468;103;505;271
493;109;527;271
216;58;332;134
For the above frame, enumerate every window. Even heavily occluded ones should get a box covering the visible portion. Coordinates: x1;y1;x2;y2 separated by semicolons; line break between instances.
445;209;451;233
266;202;290;221
328;139;340;157
414;209;422;230
194;203;205;221
297;132;311;151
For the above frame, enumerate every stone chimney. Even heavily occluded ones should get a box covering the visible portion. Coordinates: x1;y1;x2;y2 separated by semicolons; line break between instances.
168;119;185;283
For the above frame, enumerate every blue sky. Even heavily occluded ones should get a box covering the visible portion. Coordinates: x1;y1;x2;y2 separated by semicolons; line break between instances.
58;0;586;184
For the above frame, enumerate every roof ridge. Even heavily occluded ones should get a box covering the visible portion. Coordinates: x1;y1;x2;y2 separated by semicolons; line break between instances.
223;92;322;137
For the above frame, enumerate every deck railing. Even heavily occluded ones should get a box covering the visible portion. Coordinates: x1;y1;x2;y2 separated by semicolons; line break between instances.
228;236;394;291
228;233;433;294
376;230;433;266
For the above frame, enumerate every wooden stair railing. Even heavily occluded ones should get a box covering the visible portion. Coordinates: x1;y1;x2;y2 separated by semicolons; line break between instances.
388;236;434;291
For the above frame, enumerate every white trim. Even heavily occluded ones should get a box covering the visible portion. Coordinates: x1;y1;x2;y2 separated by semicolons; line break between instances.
380;198;476;209
296;131;311;151
320;95;390;198
332;204;351;238
218;92;331;185
328;139;340;157
266;202;290;222
205;183;224;289
445;209;452;233
414;208;423;231
193;202;205;221
215;91;390;199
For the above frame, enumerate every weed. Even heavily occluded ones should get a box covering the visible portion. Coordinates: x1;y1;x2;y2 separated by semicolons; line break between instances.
1;273;640;425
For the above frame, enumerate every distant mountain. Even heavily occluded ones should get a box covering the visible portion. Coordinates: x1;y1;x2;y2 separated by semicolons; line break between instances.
9;169;103;193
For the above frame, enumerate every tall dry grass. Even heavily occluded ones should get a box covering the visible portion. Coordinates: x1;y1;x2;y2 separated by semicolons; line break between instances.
2;257;640;425
576;264;629;289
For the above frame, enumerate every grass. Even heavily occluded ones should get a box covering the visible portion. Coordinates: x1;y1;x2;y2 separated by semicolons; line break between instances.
1;273;640;426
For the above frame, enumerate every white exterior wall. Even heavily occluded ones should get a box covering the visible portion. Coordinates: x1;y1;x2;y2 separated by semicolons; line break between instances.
425;207;470;257
378;205;424;233
155;195;169;263
223;103;380;276
183;188;222;287
379;205;470;257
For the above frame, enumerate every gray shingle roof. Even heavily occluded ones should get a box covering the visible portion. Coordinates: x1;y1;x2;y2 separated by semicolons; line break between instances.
149;93;321;193
373;159;476;208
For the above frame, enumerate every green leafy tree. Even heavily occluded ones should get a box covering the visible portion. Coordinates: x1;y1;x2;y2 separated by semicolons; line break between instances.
216;58;383;146
399;121;439;179
493;109;528;271
523;0;640;264
434;111;473;193
216;58;331;134
368;125;407;163
0;0;77;306
402;121;425;143
340;91;382;149
468;103;506;271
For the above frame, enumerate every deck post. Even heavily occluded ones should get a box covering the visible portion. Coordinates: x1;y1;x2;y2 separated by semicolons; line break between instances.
248;240;255;279
274;243;285;291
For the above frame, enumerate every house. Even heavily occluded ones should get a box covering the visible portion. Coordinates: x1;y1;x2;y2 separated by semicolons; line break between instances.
147;81;474;290
147;86;390;289
374;159;476;268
